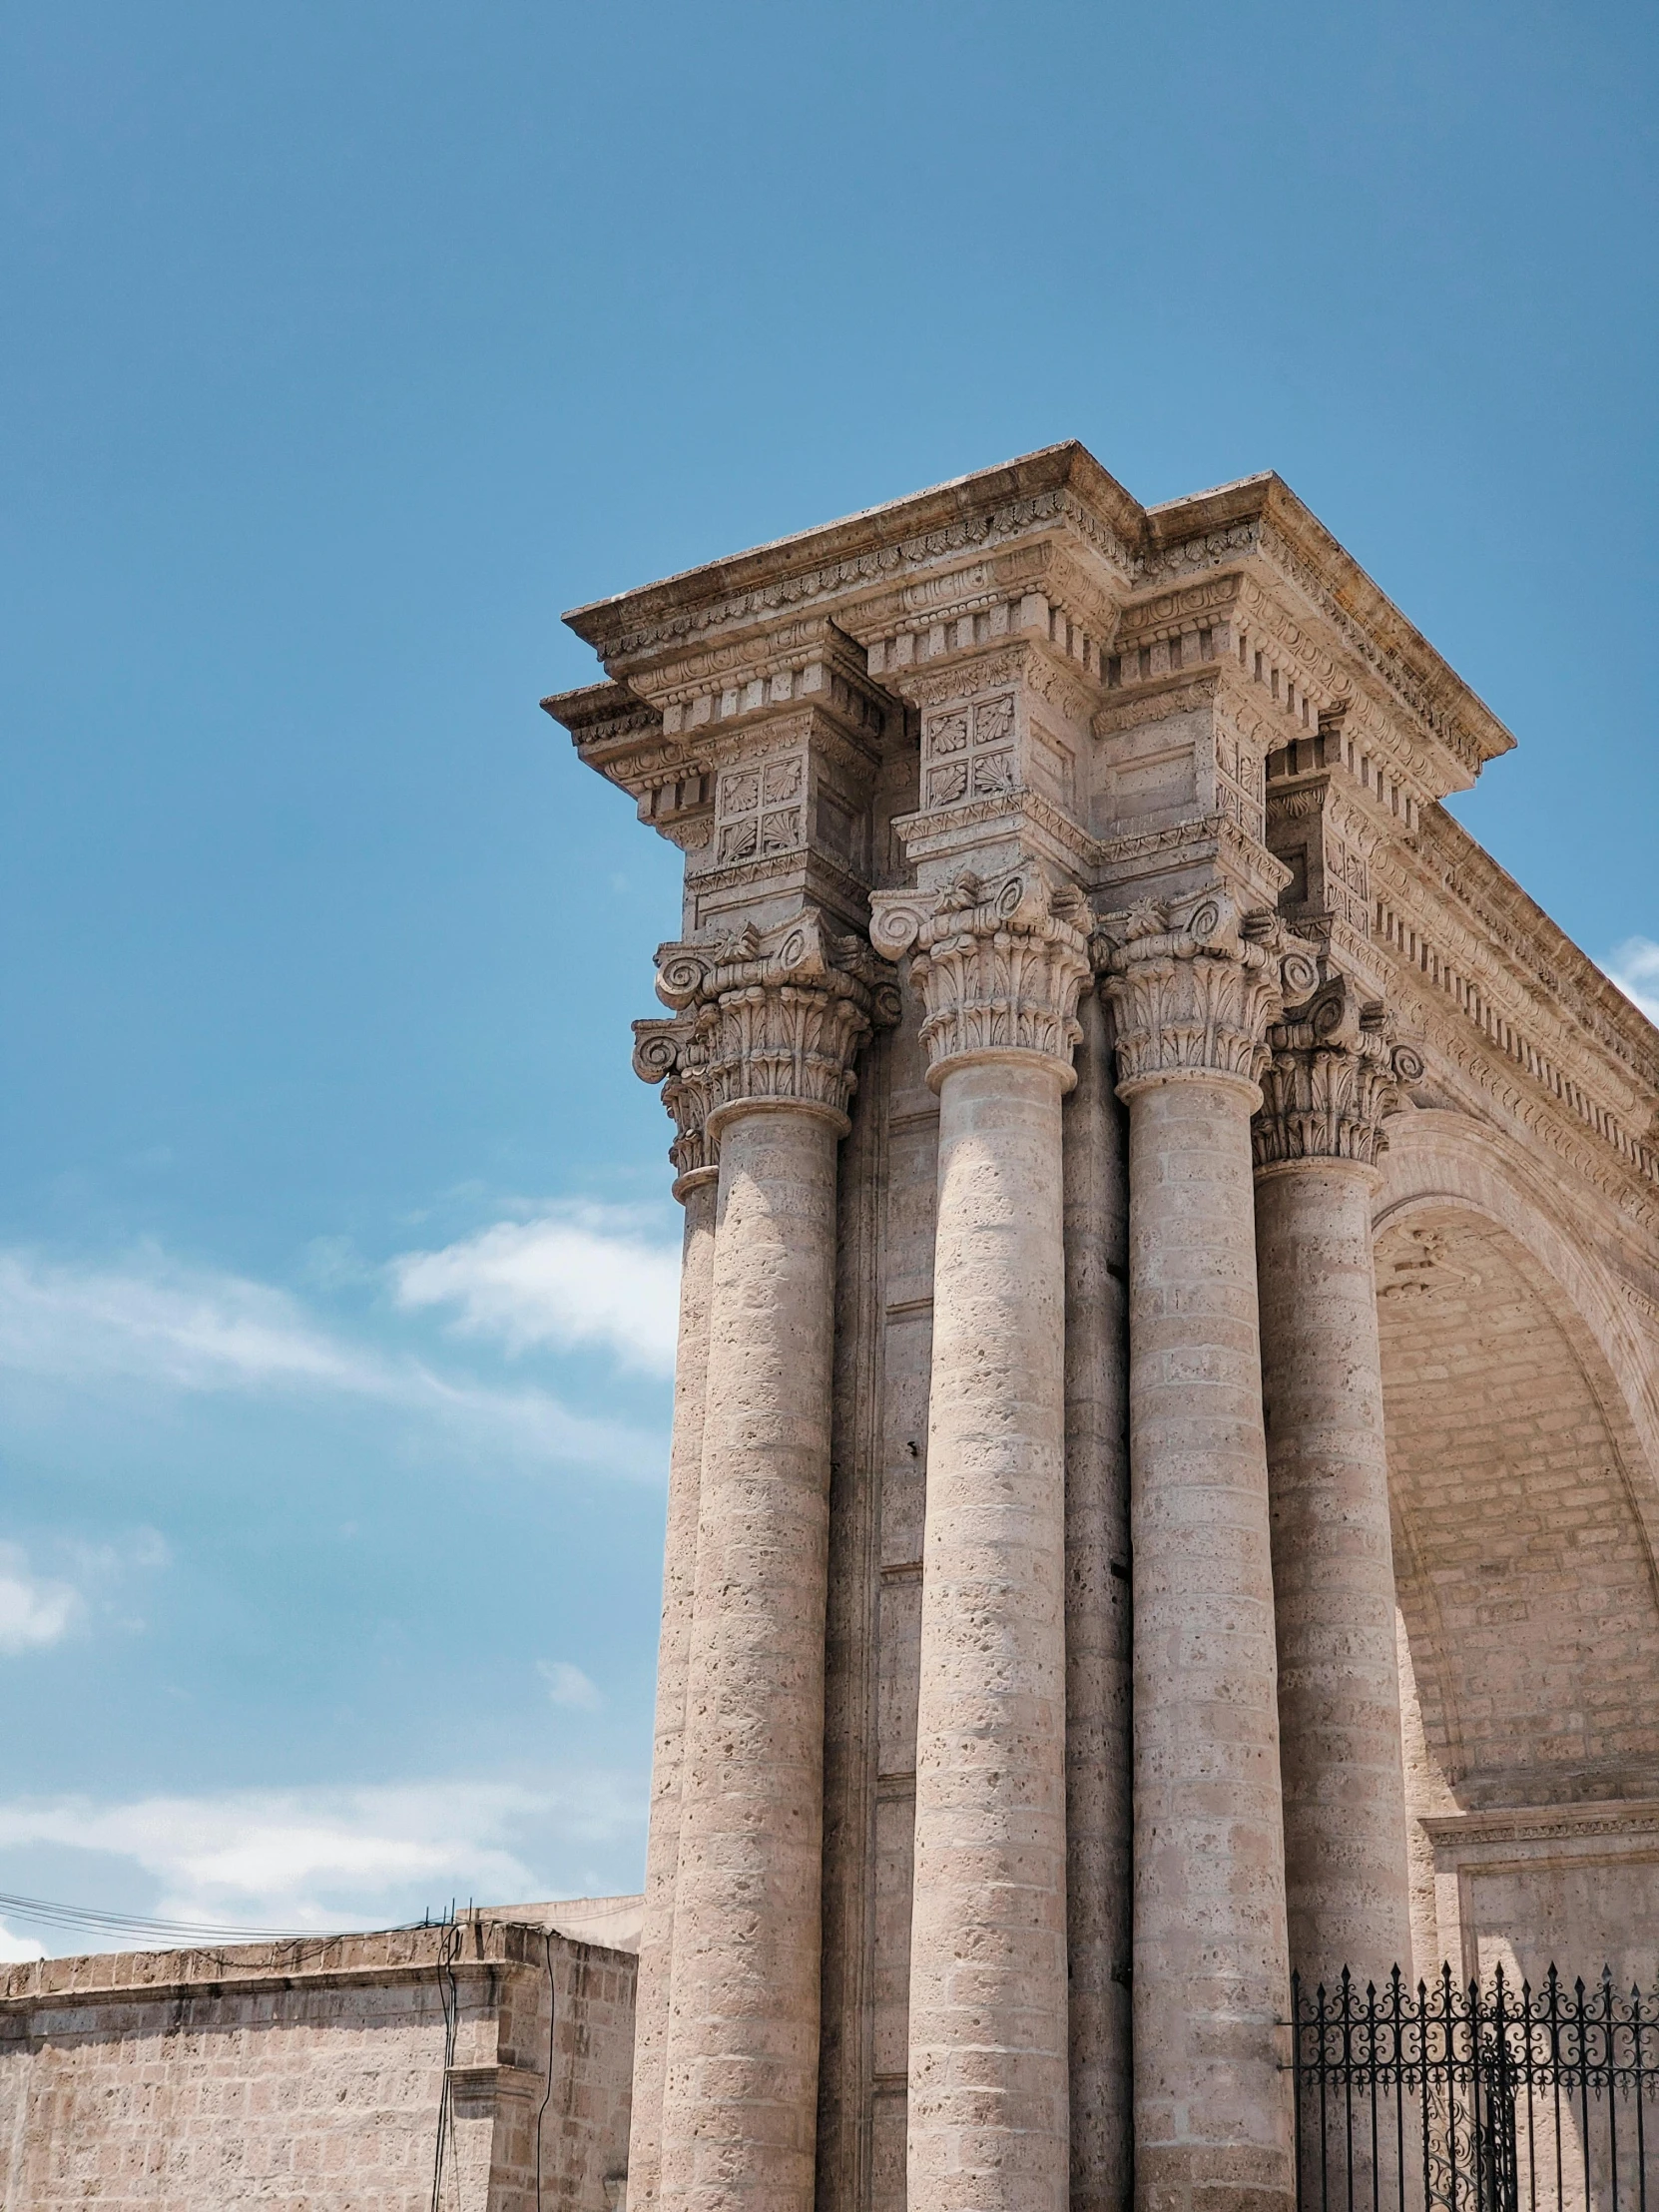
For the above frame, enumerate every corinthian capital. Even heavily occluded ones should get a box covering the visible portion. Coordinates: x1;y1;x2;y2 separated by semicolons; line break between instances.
869;864;1091;1092
648;909;895;1141
632;1006;719;1200
1098;888;1322;1102
1252;977;1424;1172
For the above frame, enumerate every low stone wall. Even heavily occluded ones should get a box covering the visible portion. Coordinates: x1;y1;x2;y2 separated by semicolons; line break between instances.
0;1916;636;2210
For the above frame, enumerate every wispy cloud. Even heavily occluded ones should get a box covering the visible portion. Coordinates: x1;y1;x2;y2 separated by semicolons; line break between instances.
1603;937;1659;1025
539;1660;603;1711
0;1246;663;1480
390;1206;680;1377
0;1775;644;1945
0;1545;81;1655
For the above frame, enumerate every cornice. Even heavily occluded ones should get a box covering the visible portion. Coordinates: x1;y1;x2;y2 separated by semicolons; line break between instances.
556;449;1514;813
1421;1800;1659;1851
1412;808;1659;1094
1135;472;1514;784
1369;822;1659;1216
1374;948;1659;1235
564;445;1142;669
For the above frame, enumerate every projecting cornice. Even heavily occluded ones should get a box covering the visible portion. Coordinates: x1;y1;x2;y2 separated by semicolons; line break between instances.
553;442;1515;811
561;444;1143;670
1136;472;1514;793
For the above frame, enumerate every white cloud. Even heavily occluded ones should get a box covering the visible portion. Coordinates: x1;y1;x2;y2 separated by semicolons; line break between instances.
0;1775;644;1946
391;1207;681;1377
1603;937;1659;1025
0;1921;46;1963
539;1660;603;1711
0;1246;663;1481
0;1545;82;1655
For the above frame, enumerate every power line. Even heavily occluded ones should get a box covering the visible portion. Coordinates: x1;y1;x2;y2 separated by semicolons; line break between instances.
0;1889;429;1948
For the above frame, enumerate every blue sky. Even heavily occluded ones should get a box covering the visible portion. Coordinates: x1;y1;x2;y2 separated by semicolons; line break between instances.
2;0;1655;1954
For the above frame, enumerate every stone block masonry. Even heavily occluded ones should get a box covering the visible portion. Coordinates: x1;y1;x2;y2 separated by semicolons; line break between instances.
0;1915;637;2210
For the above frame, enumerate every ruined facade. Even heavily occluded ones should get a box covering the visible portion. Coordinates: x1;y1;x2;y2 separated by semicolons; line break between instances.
544;445;1659;2212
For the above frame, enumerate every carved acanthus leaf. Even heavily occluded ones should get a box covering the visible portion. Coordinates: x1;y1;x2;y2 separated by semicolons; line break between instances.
632;1008;720;1195
1252;977;1424;1171
647;909;895;1140
870;865;1091;1090
1098;888;1320;1096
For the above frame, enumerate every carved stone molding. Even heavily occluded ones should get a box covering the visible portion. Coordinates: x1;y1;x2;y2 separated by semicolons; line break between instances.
1252;977;1425;1173
648;909;895;1140
1097;887;1321;1100
632;1007;719;1199
869;865;1090;1092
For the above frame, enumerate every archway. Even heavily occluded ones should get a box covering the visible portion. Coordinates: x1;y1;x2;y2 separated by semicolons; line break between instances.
1374;1113;1659;1992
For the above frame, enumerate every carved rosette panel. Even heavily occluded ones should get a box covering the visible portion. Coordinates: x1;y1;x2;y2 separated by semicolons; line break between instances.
650;908;895;1137
1099;888;1321;1097
922;690;1019;811
869;865;1091;1089
632;1007;718;1195
714;751;808;865
1252;978;1424;1170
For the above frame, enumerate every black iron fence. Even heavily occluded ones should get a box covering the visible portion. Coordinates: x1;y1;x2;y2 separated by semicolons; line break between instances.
1291;1966;1659;2212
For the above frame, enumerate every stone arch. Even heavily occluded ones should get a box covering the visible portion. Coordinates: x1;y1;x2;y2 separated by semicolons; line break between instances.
1373;1109;1659;1986
1374;1109;1659;1812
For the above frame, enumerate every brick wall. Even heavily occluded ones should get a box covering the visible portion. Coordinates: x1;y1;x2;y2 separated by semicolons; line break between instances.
0;1918;636;2210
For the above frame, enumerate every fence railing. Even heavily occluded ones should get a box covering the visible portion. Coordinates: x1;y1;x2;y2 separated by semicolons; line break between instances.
1290;1965;1659;2212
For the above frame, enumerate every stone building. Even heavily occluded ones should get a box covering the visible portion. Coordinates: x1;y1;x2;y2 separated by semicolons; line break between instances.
0;1905;639;2209
543;444;1659;2212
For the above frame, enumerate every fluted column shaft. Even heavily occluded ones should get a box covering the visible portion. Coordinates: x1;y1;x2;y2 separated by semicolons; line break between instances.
874;865;1089;2212
1103;891;1313;2212
627;1166;719;2211
1253;983;1420;1991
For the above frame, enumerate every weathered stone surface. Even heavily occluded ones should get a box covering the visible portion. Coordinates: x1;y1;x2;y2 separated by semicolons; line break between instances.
1257;1157;1414;1991
544;441;1659;2212
0;1920;636;2211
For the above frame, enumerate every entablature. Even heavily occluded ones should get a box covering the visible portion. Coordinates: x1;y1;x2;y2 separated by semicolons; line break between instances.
1134;474;1513;794
1369;813;1659;1228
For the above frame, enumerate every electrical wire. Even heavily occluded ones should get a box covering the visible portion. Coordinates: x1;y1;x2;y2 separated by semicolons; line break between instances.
428;1915;464;2212
534;1927;558;2209
0;1889;374;1945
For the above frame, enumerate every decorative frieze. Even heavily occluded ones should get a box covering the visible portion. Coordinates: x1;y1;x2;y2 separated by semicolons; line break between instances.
870;865;1091;1089
1098;887;1320;1095
1252;977;1424;1171
649;909;894;1138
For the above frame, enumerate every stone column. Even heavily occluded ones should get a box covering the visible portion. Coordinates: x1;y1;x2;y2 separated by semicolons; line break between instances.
1252;980;1421;1991
626;1011;721;2212
872;865;1091;2212
1100;889;1318;2212
652;914;884;2212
